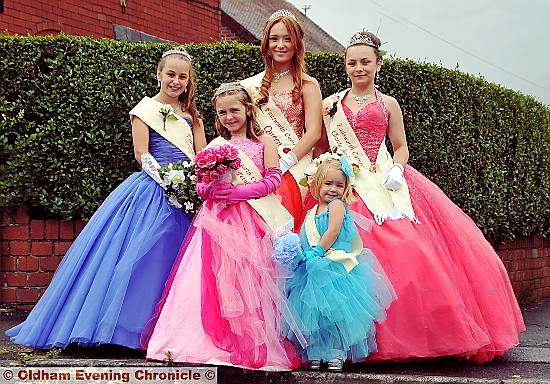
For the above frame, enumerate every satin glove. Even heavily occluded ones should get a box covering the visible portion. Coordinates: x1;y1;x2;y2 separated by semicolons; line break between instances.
225;168;282;205
196;181;233;200
382;163;405;191
304;245;326;261
279;151;298;174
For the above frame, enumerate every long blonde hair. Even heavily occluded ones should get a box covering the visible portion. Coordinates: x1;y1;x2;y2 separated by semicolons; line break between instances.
310;159;356;205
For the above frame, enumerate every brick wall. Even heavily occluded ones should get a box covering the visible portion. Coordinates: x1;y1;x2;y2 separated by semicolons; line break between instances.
1;204;550;309
0;0;220;43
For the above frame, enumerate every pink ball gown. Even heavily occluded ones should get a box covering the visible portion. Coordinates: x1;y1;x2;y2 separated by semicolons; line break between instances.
144;138;301;370
320;90;525;363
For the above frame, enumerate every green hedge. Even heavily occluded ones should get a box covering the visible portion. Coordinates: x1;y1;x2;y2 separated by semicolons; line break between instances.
1;35;549;241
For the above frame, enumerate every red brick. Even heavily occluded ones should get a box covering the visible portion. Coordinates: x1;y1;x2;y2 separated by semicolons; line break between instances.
9;240;30;255
31;241;53;256
44;220;59;239
31;220;45;239
1;287;17;303
1;241;9;256
54;241;72;255
75;220;87;236
15;206;29;224
6;272;26;287
26;272;52;287
59;221;74;239
18;256;39;272
2;256;18;271
39;256;62;271
2;226;30;240
16;288;41;303
16;304;35;310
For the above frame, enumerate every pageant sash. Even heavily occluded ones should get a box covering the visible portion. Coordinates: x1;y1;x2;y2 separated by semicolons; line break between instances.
304;205;362;273
240;72;312;187
323;90;417;224
208;137;293;235
129;97;195;160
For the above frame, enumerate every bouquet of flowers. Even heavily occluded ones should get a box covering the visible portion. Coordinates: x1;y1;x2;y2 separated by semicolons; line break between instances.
273;232;301;275
158;160;200;213
194;144;241;184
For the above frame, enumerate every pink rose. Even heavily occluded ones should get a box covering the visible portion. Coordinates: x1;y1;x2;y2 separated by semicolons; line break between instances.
225;145;239;161
217;164;228;174
215;145;230;162
201;175;211;184
195;149;217;169
209;170;220;180
229;158;241;170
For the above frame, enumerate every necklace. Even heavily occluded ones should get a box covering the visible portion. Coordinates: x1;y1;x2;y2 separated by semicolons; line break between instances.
273;70;290;83
351;93;371;107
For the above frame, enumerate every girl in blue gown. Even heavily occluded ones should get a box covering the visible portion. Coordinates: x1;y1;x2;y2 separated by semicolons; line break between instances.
6;47;206;350
284;157;396;371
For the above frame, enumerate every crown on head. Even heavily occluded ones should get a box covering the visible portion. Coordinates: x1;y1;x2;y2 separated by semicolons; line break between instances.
268;9;297;21
347;32;380;50
213;82;247;99
161;47;192;61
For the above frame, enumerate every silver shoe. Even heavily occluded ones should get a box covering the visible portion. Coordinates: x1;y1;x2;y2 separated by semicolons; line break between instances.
307;359;322;370
327;358;343;371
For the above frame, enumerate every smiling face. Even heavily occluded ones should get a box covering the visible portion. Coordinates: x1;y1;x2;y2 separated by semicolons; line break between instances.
318;168;347;204
157;56;190;99
344;44;382;88
214;93;250;138
268;21;295;68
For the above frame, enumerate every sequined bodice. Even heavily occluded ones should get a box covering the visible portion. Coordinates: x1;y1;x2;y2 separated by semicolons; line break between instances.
148;116;192;166
230;138;265;174
342;91;389;162
271;91;305;138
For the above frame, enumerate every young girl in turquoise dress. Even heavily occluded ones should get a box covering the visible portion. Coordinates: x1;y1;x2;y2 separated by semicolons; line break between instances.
284;157;396;371
6;47;206;350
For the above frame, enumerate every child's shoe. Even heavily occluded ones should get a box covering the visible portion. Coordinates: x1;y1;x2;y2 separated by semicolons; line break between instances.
307;359;322;370
327;358;343;372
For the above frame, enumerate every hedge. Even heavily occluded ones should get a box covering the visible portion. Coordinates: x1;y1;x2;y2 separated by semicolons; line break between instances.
1;35;549;241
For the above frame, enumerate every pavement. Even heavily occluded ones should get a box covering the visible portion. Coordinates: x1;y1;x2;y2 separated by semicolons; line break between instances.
1;300;549;383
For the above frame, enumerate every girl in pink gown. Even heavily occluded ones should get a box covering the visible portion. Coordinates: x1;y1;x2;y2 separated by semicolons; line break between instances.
144;83;302;370
317;31;525;363
241;9;323;232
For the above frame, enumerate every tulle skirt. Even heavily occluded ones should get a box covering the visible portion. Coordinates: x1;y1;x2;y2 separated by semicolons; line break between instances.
302;165;524;362
6;172;192;349
145;200;302;370
284;250;396;362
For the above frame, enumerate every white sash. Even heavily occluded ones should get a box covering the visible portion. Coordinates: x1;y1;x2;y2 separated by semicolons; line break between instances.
208;137;293;236
240;72;312;188
304;205;362;273
129;97;195;160
323;90;417;224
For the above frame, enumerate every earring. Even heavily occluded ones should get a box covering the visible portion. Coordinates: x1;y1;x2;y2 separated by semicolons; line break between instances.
157;77;161;87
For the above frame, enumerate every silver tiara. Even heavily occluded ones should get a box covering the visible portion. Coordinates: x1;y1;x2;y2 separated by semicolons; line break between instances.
268;9;296;21
347;32;380;50
213;82;247;99
161;47;192;61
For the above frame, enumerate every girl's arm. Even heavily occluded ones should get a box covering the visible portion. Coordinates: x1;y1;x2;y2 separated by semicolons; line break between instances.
131;116;150;165
318;199;346;251
313;121;330;158
193;118;207;152
289;76;323;159
384;95;409;166
262;134;280;169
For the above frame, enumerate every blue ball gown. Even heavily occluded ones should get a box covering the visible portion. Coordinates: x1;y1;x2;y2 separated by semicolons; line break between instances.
6;126;193;349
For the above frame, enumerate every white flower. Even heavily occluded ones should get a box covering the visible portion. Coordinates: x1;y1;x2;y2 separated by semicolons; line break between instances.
184;201;194;212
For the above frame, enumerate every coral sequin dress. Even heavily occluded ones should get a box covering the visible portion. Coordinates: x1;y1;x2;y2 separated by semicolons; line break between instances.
271;91;305;232
328;91;525;363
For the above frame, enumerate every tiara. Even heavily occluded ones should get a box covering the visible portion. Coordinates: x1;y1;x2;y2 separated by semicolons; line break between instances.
213;82;247;99
161;47;192;61
347;32;380;50
268;9;297;21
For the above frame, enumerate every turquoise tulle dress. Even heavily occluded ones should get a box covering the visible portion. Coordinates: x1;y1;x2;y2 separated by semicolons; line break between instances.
284;201;396;363
6;125;193;350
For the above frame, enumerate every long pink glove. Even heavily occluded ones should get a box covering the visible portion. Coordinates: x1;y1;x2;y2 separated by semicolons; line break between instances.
196;181;232;200
225;167;282;205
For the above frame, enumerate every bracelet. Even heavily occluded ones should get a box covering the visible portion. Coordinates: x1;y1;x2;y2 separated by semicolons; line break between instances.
392;163;404;172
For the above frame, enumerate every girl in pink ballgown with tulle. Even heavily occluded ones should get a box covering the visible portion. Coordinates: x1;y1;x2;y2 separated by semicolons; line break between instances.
317;31;525;363
144;83;304;371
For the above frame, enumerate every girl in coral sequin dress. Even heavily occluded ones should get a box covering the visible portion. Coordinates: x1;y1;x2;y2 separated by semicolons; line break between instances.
241;9;323;232
144;83;303;370
318;32;525;363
